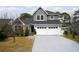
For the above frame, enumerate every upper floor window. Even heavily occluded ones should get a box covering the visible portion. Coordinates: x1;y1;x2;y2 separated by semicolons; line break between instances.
41;15;43;20
37;15;40;20
51;16;53;18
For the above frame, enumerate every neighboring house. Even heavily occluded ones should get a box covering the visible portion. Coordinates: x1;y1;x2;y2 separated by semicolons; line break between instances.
32;7;63;35
12;18;33;36
73;9;79;22
0;19;11;30
12;7;64;35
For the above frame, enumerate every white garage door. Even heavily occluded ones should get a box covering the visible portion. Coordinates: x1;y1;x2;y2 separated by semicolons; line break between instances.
35;26;64;35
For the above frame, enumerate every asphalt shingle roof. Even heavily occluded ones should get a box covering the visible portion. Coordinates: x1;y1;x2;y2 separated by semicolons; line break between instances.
0;19;10;24
23;18;33;25
45;10;59;15
13;18;61;25
45;10;54;15
32;20;61;24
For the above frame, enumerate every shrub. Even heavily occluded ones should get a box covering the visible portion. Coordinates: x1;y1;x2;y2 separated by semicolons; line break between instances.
0;32;8;41
69;29;72;34
21;32;24;36
74;31;77;35
64;31;68;35
77;31;79;35
19;30;24;36
25;28;29;36
33;29;36;35
1;25;14;37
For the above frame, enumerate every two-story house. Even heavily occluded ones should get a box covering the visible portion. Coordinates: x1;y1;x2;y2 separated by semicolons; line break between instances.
12;7;64;35
32;7;63;35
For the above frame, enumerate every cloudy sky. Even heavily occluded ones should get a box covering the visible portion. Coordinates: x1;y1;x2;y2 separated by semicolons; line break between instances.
0;6;79;19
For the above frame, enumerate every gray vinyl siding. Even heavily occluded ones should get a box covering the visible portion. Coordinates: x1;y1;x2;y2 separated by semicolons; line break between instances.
33;8;47;21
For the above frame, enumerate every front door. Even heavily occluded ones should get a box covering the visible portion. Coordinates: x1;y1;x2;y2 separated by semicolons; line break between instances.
30;25;34;32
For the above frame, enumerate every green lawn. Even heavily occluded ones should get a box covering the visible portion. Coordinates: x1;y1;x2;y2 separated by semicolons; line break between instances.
64;33;79;43
0;36;35;52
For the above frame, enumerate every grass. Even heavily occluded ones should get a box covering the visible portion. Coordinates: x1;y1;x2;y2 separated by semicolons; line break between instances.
64;33;79;43
0;36;35;52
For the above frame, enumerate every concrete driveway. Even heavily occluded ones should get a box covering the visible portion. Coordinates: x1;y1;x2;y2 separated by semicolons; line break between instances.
32;35;79;52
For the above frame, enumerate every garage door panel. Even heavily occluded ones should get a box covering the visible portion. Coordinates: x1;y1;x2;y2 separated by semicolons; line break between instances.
35;26;64;35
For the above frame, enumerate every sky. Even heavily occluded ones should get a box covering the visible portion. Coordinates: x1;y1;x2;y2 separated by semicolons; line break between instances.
0;6;79;19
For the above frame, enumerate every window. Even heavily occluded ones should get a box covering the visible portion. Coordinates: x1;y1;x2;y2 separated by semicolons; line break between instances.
48;27;58;29
51;16;53;18
41;15;43;20
15;26;22;31
37;27;39;29
15;26;17;28
18;26;21;30
37;27;46;29
15;26;17;31
37;15;40;20
49;27;53;29
49;27;51;29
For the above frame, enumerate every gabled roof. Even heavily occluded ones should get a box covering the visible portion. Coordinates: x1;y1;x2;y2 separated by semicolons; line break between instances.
33;7;47;15
13;7;61;25
45;10;59;16
12;18;25;25
33;7;59;16
13;18;33;25
45;10;54;15
13;17;61;25
23;17;62;24
23;18;33;25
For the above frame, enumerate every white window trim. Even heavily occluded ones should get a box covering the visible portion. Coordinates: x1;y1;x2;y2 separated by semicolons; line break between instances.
37;15;44;20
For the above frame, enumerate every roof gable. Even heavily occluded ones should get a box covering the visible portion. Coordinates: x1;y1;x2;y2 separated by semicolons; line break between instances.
33;7;59;16
33;7;47;15
12;18;25;25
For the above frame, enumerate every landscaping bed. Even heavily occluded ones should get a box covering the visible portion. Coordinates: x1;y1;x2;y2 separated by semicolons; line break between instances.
0;36;35;52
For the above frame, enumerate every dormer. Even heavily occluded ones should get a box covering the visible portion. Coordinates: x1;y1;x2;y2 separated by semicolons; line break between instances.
33;7;47;21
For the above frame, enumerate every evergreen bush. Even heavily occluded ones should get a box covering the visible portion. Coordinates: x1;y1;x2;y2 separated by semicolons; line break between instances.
25;28;29;36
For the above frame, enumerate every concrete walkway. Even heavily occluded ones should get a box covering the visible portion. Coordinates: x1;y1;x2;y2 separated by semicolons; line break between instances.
32;35;79;52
